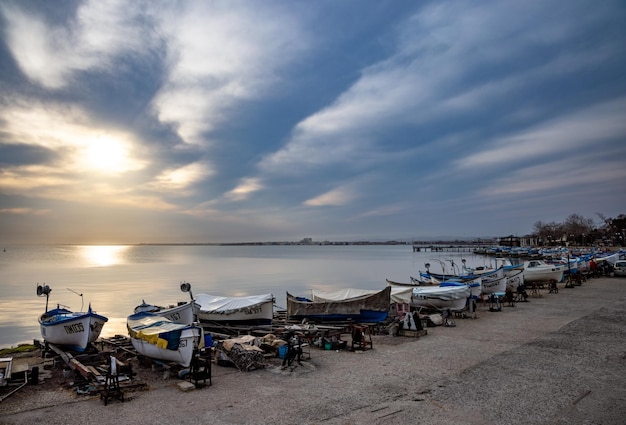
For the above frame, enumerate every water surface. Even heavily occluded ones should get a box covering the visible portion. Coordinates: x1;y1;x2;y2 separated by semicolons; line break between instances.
0;244;492;347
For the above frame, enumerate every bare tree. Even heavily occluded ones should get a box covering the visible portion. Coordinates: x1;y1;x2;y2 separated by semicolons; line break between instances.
533;220;563;245
562;214;594;245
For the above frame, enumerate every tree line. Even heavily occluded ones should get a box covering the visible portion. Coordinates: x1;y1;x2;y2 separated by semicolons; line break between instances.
533;213;626;247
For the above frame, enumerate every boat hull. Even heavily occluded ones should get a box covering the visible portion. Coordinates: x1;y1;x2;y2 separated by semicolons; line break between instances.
505;270;525;291
195;294;274;325
135;301;197;325
480;269;507;294
127;311;202;367
523;260;564;283
524;269;564;283
39;307;108;352
286;287;391;322
412;295;467;311
130;327;200;368
411;285;471;311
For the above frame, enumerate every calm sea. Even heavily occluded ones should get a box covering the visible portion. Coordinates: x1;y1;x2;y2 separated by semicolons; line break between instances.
0;244;492;348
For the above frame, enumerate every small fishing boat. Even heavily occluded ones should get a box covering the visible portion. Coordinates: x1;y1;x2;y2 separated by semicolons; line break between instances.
505;269;525;291
439;276;482;300
195;293;275;326
478;268;507;294
385;278;437;287
133;282;198;325
523;260;564;284
410;285;471;311
127;311;203;367
36;284;108;352
286;287;391;322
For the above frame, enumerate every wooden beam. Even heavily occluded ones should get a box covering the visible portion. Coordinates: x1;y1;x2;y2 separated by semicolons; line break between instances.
47;344;93;379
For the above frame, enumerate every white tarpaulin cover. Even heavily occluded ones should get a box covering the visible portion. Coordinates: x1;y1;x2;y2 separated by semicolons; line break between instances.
312;288;380;301
595;253;620;265
389;287;414;304
313;287;415;305
412;285;471;300
195;293;274;315
127;312;191;336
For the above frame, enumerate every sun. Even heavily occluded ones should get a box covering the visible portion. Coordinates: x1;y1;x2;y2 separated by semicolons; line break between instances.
85;137;126;172
83;136;132;174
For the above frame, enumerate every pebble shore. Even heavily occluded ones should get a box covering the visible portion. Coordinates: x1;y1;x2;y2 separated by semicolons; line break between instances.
1;276;625;425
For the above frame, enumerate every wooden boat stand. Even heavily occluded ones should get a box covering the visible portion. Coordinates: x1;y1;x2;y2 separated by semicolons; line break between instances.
350;325;373;351
100;356;124;405
188;349;212;388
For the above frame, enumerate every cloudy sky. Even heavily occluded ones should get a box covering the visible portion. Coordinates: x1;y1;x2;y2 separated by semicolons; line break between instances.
1;0;625;244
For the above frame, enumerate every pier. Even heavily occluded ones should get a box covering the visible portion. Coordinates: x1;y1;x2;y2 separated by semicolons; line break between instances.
412;244;490;253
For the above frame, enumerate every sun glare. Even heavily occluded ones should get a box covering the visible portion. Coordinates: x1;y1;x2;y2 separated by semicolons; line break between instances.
84;137;132;174
80;245;129;267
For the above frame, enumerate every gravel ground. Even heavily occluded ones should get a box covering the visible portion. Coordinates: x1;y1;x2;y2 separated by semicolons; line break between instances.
1;276;625;425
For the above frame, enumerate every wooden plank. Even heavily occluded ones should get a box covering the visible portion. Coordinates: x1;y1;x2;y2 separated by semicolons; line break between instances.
47;344;92;379
86;366;101;376
398;329;428;338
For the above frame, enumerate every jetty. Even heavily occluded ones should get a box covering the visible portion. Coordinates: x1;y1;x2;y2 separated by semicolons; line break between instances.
412;244;491;253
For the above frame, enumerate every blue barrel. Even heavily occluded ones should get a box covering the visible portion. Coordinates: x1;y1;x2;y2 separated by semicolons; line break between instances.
204;334;213;348
278;345;288;359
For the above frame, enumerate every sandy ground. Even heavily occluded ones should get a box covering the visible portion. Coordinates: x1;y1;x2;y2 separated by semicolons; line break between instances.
1;276;625;425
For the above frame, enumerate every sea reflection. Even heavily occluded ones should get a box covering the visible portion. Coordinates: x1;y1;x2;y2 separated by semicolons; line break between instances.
80;245;130;267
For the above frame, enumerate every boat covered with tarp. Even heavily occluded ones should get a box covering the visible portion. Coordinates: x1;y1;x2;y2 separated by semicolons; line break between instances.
286;286;391;322
195;293;275;325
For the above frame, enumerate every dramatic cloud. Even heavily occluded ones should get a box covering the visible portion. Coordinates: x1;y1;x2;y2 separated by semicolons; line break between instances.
1;0;625;243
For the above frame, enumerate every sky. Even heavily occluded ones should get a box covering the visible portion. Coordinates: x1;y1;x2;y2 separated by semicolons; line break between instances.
1;0;625;244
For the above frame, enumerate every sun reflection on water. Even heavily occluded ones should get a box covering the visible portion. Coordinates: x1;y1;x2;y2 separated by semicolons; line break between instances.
80;245;129;267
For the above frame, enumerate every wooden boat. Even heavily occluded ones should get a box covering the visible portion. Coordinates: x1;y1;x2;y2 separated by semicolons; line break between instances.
477;267;507;294
390;274;481;301
37;284;108;352
385;278;436;287
134;300;197;325
439;277;482;299
410;285;471;311
286;287;391;322
523;260;564;284
195;293;275;325
134;282;198;325
127;311;203;367
505;269;525;291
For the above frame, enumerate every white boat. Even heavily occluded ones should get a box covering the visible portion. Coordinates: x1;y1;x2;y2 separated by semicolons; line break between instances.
505;269;525;291
479;268;507;294
195;293;275;325
37;285;108;352
127;311;203;367
410;285;471;311
134;300;197;325
595;253;620;265
439;277;482;299
523;260;564;284
134;282;199;325
386;278;436;287
496;258;525;276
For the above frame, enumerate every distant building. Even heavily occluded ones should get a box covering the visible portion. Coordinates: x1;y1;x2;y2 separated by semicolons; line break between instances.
497;235;539;247
300;238;313;245
498;235;520;247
